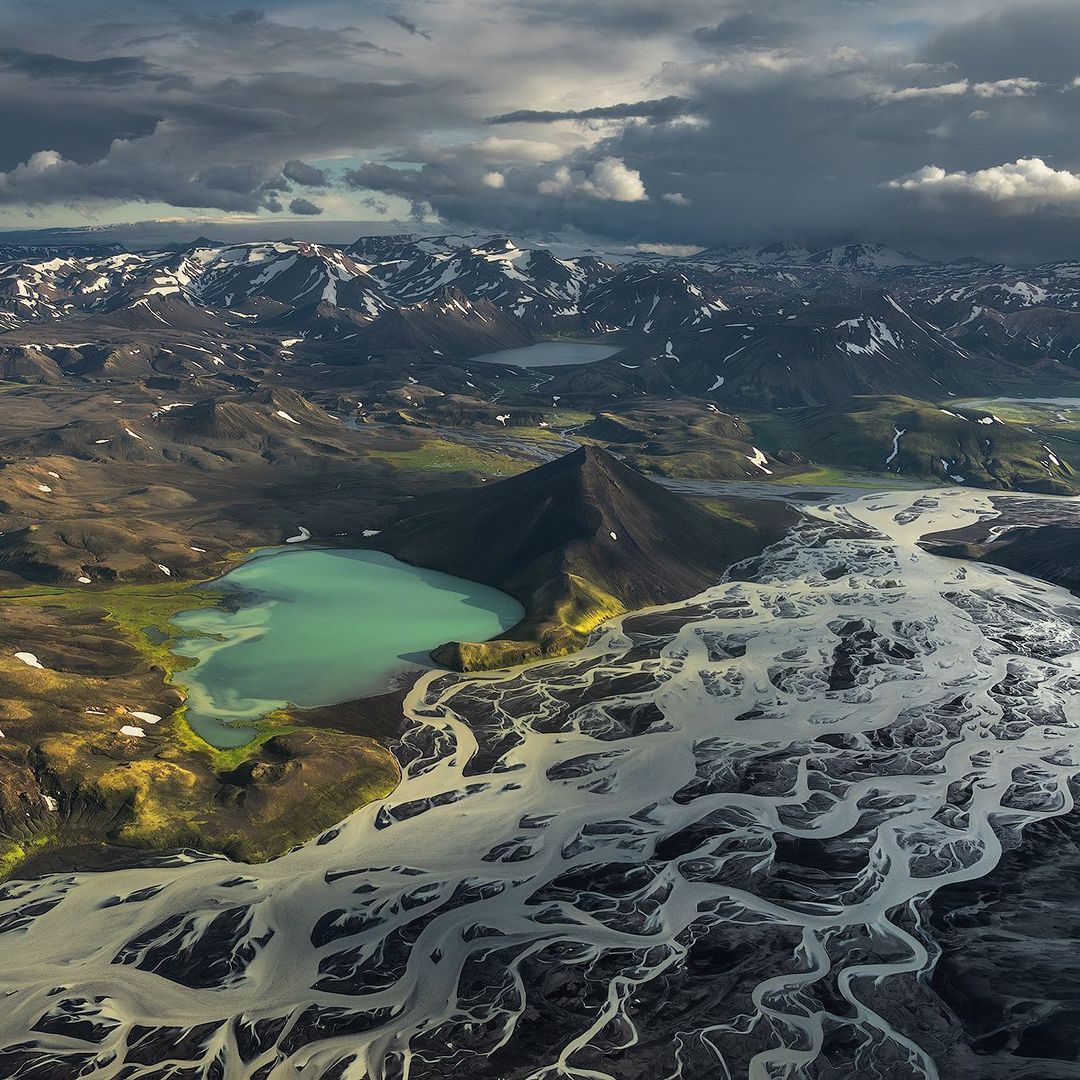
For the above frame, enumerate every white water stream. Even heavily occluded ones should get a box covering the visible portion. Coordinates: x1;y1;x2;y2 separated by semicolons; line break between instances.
1;488;1079;1079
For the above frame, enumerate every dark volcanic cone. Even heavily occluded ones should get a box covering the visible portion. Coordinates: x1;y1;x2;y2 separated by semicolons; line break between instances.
372;445;793;668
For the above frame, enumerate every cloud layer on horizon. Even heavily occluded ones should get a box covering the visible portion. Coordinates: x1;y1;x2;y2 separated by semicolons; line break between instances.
3;0;1080;259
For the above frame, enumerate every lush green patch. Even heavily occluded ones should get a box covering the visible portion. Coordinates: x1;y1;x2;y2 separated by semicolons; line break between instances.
171;707;298;772
0;587;402;877
700;500;765;528
434;573;626;671
751;395;1079;493
367;437;530;476
0;834;54;878
0;580;222;675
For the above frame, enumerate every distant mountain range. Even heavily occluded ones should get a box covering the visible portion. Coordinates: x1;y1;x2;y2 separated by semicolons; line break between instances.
4;232;1080;378
1;230;1080;494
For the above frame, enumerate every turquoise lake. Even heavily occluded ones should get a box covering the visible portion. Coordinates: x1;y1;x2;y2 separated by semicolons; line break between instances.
469;341;620;367
170;548;524;747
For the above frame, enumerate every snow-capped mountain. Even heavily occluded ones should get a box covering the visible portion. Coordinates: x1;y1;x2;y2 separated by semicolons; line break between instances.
581;267;729;334
807;243;928;270
2;232;1080;404
0;242;393;329
578;289;997;408
358;236;615;330
0;235;723;338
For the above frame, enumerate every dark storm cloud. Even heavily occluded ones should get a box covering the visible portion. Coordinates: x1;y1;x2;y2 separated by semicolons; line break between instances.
0;47;182;87
119;8;400;62
361;195;391;215
0;2;469;214
344;163;451;197
487;97;693;125
386;13;432;40
0;95;161;171
4;0;1080;259
226;9;266;26
922;3;1080;84
402;0;1080;260
282;159;329;186
195;164;267;195
260;175;291;193
288;197;323;215
693;10;798;46
512;0;695;37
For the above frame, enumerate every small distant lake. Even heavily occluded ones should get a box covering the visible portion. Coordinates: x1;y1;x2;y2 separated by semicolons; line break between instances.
469;342;621;368
171;548;523;747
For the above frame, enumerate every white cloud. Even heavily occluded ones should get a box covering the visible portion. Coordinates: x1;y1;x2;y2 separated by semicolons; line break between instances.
537;166;574;196
538;156;647;202
972;77;1041;98
879;80;969;102
471;136;565;163
481;171;506;188
663;50;808;93
0;150;68;195
878;76;1042;104
24;150;64;172
662;191;690;205
888;157;1080;208
635;242;704;257
584;157;648;202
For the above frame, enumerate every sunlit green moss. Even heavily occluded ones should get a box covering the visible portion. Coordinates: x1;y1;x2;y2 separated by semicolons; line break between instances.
0;834;54;878
366;437;530;476
170;706;298;772
0;580;222;675
750;395;1079;493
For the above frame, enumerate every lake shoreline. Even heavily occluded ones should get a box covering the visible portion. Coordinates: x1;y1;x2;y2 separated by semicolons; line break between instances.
169;546;524;748
465;339;623;368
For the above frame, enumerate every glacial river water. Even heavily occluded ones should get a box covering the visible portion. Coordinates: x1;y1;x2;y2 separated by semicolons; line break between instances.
1;488;1080;1079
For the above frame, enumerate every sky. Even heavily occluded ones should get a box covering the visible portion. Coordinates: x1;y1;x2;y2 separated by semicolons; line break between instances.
3;0;1080;260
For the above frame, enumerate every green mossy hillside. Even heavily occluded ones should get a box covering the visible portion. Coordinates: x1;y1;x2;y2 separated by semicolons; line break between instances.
751;395;1079;493
0;579;400;878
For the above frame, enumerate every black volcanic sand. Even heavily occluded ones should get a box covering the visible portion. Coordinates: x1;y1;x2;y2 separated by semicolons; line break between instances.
922;494;1080;599
928;802;1080;1076
9;843;198;880
296;683;417;745
845;792;1080;1080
